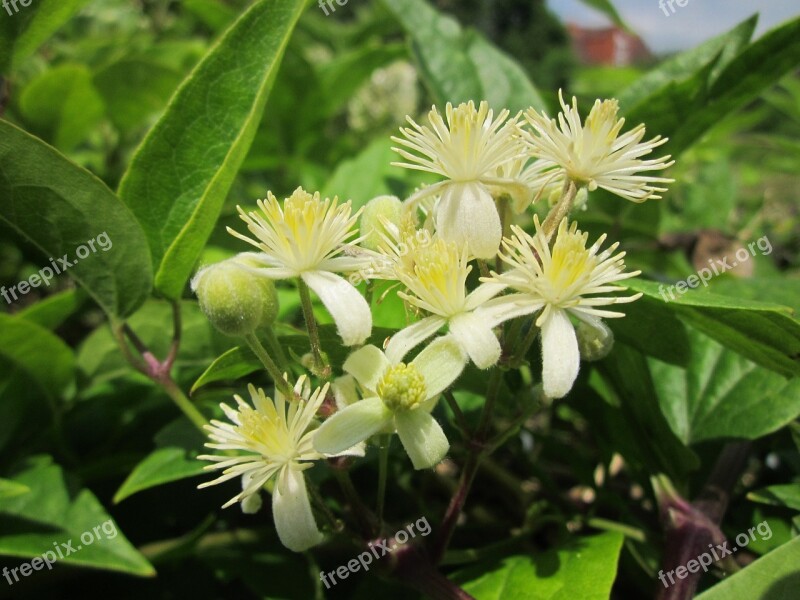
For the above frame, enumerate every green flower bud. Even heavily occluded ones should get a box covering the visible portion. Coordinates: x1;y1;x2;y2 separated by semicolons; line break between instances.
576;320;614;362
191;256;279;337
359;195;403;250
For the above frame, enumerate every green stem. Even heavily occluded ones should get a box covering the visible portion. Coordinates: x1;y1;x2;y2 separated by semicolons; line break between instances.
444;390;471;439
542;179;578;242
244;333;294;399
333;468;376;539
297;278;329;377
161;377;208;432
263;326;289;370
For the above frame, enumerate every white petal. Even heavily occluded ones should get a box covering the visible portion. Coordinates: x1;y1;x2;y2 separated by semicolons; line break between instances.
411;336;467;398
313;397;392;455
478;294;543;328
395;409;450;470
272;468;323;552
301;271;372;346
464;282;507;311
436;182;502;259
540;309;580;399
384;315;446;364
332;374;359;409
343;345;390;392
449;312;502;369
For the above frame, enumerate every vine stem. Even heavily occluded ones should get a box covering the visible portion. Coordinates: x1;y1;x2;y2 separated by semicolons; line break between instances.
542;179;578;241
297;277;330;378
244;333;294;399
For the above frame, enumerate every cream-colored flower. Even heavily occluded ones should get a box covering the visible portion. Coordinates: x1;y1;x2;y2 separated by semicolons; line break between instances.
313;338;466;469
228;187;371;346
483;217;641;398
198;378;329;552
392;101;527;258
523;91;674;202
383;235;511;369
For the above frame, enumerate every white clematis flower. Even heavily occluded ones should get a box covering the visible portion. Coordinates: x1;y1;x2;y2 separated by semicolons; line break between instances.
523;91;674;203
391;101;528;258
385;235;511;369
313;337;466;469
198;378;329;552
483;217;641;399
228;187;372;346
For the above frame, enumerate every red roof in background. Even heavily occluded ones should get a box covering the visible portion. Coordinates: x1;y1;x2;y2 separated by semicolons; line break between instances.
567;24;651;66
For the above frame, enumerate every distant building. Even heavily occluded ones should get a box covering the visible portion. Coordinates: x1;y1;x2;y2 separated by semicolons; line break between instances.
567;24;651;66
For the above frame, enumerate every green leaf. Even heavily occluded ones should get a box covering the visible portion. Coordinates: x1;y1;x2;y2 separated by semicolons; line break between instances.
0;120;153;319
577;0;629;30
382;0;546;112
0;456;154;577
747;485;800;512
118;0;306;299
455;532;624;600
114;419;208;503
0;314;74;400
0;0;92;71
618;16;756;109
320;138;400;209
629;279;800;378
626;16;800;157
191;346;258;394
18;64;106;150
182;0;238;32
608;295;690;366
16;289;87;330
0;479;29;499
695;536;800;600
649;329;800;444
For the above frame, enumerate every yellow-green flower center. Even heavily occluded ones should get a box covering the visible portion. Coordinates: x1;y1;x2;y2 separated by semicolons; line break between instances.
377;363;427;411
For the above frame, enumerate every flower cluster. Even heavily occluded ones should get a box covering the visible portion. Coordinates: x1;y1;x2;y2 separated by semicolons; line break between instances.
194;93;671;552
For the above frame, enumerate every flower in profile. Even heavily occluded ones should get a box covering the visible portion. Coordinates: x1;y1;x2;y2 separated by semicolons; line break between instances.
198;378;328;552
313;338;466;469
228;187;371;346
523;91;674;203
384;236;511;369
392;101;527;258
483;217;641;398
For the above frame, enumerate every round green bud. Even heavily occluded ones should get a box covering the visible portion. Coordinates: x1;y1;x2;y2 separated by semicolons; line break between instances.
359;195;403;251
191;256;279;337
576;320;614;362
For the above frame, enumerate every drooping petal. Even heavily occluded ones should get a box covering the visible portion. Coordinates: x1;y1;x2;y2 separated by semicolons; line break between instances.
449;312;502;369
313;397;392;455
332;374;359;409
384;315;446;364
301;271;372;346
395;409;450;469
463;281;507;311
540;309;580;399
411;336;467;398
272;467;323;552
436;182;502;259
478;294;543;328
343;345;390;393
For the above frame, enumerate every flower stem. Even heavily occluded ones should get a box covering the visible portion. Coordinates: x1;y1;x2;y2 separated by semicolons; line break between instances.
263;326;289;370
161;377;208;432
297;277;330;378
542;179;578;242
244;333;294;399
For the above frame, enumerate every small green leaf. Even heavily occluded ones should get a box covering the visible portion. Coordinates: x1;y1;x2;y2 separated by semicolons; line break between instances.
382;0;546;112
191;346;259;394
650;329;800;444
0;456;154;577
747;485;800;512
321;138;400;209
577;0;629;31
695;537;800;600
16;289;87;330
629;279;800;378
0;479;29;499
115;449;205;504
0;314;74;400
0;120;153;319
455;532;624;600
118;0;307;299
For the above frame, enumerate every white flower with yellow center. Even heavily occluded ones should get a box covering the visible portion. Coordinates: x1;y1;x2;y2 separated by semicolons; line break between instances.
391;101;528;258
313;338;466;469
384;236;513;369
198;378;330;552
483;217;641;398
228;187;372;346
523;91;674;203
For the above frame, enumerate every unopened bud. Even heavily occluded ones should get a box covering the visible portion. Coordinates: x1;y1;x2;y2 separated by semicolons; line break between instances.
191;255;279;337
576;320;614;362
360;195;403;250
